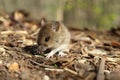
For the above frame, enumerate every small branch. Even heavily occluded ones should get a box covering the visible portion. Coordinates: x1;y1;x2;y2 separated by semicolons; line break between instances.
30;28;40;36
97;58;105;80
30;59;54;68
45;68;64;72
0;31;28;35
64;67;78;75
84;72;96;80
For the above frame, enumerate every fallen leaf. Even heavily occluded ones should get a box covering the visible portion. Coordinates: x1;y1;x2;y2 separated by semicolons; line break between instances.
8;62;19;72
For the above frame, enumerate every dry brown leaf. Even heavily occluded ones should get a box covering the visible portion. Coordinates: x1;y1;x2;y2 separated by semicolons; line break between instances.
111;41;120;48
8;62;19;72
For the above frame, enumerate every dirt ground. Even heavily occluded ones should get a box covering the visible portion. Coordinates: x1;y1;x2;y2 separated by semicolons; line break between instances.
0;10;120;80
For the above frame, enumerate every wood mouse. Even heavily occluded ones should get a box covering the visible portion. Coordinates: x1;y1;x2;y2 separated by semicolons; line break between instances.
37;18;71;58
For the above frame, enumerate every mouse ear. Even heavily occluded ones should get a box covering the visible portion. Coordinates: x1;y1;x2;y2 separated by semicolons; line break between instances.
40;18;47;26
51;21;60;32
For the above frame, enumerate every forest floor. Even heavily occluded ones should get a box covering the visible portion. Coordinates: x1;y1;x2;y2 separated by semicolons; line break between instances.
0;10;120;80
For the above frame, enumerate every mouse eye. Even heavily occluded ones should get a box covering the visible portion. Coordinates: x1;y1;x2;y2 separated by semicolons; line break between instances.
45;36;50;42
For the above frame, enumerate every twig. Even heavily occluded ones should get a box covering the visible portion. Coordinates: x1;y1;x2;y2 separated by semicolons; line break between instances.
64;67;78;75
45;68;64;72
84;72;96;80
0;31;28;35
62;58;76;68
30;59;54;68
30;28;40;36
97;58;105;80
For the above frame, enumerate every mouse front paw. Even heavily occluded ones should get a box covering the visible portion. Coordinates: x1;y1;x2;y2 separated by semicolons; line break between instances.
45;52;55;59
58;51;67;57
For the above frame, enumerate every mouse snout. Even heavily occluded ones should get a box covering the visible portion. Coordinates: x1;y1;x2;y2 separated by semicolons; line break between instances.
39;44;48;51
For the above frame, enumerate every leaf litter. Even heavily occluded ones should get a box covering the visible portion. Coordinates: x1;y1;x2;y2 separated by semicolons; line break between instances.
0;10;120;80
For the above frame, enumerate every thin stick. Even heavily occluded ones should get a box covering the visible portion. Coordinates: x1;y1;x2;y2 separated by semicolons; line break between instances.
0;31;28;34
97;58;105;80
84;72;96;80
64;67;78;75
30;59;54;68
45;68;64;72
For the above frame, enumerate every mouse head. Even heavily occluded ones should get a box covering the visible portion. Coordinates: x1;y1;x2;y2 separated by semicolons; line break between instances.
40;18;60;32
37;18;61;50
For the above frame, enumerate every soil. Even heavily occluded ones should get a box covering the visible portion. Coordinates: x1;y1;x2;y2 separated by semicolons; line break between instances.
0;10;120;80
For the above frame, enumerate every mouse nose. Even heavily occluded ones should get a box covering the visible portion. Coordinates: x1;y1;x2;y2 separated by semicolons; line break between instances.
39;44;48;51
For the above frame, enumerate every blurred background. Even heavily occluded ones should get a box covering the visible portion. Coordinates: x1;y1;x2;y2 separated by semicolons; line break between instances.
0;0;120;30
